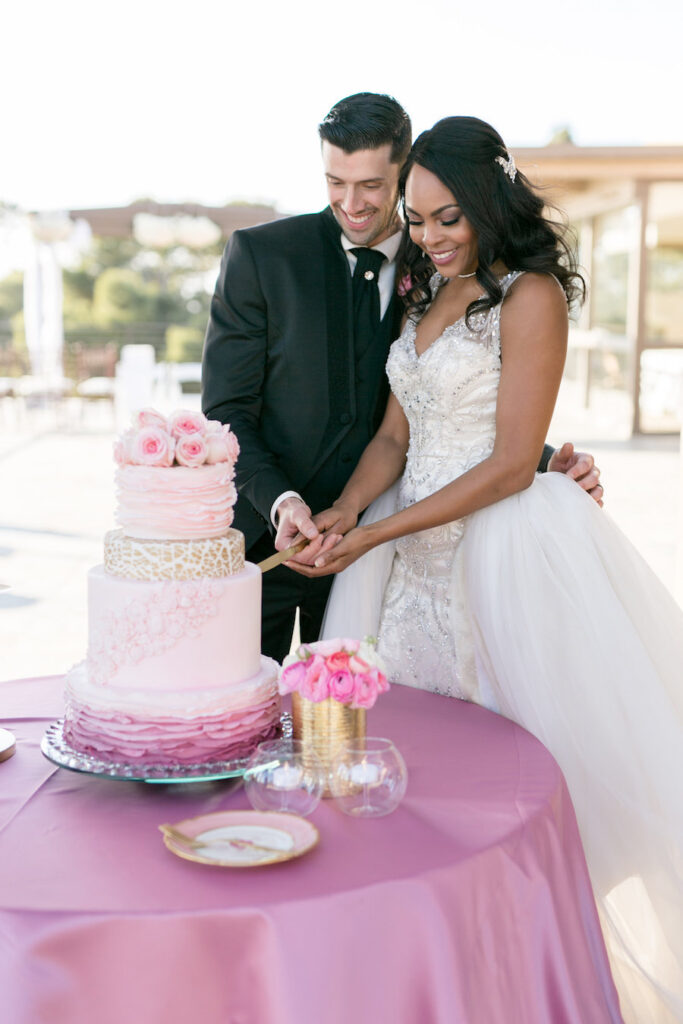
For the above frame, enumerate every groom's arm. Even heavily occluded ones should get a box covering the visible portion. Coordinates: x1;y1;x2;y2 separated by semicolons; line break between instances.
538;443;554;473
202;230;294;527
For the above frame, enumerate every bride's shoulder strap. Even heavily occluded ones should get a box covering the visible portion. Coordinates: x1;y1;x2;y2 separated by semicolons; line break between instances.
499;269;526;297
501;270;565;300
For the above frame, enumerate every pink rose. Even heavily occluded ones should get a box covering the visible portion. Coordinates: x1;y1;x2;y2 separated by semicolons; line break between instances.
175;432;208;467
205;418;223;434
329;669;355;703
300;655;330;702
130;427;175;467
168;409;208;439
326;651;350;673
363;665;389;696
349;655;370;674
113;429;134;466
351;673;379;710
135;408;168;430
374;667;390;695
205;434;232;465
309;638;344;658
397;273;413;297
278;660;308;695
221;425;240;463
308;664;333;701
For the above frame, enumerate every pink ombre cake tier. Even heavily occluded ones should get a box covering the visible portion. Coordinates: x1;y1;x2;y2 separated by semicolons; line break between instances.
64;657;280;765
116;463;237;540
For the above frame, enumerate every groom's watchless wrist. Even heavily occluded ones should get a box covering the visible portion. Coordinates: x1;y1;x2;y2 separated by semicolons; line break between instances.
270;491;306;526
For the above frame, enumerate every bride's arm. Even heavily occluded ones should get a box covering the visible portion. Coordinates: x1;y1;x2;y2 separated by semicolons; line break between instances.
308;273;567;574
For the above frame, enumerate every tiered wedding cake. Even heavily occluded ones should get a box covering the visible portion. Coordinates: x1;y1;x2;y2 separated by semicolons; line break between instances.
63;409;280;765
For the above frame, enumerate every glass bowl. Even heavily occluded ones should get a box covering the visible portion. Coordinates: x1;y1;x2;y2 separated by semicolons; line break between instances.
329;737;408;817
243;739;324;817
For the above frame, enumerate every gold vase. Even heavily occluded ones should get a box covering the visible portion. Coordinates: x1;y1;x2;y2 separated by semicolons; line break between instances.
291;693;366;797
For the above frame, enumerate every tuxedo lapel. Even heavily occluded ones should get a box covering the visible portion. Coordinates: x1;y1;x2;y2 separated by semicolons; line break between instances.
310;209;355;470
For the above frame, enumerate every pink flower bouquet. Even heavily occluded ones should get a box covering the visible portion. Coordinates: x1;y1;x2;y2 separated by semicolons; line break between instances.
114;408;239;471
279;637;389;710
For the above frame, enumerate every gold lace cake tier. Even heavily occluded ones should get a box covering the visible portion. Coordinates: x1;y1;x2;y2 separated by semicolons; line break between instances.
104;528;245;580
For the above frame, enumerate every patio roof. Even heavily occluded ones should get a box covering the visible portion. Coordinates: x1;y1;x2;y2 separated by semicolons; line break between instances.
512;144;683;186
63;199;283;239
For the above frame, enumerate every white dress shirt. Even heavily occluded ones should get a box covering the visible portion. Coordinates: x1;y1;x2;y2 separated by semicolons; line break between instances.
340;228;402;319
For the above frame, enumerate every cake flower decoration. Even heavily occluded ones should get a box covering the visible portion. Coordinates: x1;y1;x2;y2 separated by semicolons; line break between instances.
113;409;239;470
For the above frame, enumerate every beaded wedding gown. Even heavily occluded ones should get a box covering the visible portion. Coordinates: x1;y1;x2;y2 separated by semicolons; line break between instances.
322;272;683;1023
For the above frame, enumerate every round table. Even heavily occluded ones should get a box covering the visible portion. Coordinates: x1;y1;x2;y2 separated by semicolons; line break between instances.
0;675;622;1024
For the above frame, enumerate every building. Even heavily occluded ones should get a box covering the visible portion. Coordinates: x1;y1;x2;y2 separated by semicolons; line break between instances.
512;144;683;433
66;198;282;240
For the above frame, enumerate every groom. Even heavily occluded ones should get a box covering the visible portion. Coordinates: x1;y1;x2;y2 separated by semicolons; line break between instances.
202;92;602;664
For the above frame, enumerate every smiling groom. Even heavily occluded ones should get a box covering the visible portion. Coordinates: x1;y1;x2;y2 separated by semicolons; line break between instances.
201;92;602;665
202;94;414;663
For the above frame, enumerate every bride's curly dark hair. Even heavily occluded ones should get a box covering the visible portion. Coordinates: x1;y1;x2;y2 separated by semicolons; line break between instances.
398;116;585;324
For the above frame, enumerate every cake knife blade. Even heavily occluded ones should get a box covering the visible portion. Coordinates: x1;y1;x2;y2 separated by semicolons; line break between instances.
257;541;308;574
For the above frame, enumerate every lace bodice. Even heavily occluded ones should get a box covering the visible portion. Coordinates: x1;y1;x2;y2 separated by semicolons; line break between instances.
377;271;523;698
387;271;522;498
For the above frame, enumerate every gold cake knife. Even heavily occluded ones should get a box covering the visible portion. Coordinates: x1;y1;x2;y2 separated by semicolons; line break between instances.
257;540;308;573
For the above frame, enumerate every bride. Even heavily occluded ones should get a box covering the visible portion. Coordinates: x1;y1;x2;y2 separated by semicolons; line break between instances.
288;116;683;1023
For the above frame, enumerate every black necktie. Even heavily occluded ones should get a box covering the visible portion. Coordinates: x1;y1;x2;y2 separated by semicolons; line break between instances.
351;247;386;352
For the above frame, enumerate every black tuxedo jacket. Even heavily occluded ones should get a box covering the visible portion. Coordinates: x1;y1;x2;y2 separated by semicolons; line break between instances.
202;208;403;549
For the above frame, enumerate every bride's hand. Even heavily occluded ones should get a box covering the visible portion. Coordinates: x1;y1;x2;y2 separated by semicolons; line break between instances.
288;527;372;577
312;501;359;537
285;529;344;569
284;501;359;570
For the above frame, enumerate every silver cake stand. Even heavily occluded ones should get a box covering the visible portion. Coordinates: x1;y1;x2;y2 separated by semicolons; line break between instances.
41;713;293;785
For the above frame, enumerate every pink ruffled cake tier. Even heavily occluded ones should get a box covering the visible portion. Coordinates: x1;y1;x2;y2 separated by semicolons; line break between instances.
63;656;281;766
115;463;237;540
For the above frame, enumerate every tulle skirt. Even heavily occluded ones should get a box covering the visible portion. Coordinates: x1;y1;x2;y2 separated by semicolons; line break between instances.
322;473;683;1023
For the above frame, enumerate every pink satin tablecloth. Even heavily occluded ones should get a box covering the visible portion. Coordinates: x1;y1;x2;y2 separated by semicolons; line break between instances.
0;675;622;1024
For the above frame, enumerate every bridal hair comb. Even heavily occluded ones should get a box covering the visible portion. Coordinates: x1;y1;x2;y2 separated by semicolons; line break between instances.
495;153;517;183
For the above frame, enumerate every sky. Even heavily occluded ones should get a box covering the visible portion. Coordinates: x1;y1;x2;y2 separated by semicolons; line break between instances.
2;0;681;223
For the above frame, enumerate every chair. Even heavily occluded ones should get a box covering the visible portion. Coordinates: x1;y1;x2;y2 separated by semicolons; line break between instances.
0;347;28;396
72;343;118;393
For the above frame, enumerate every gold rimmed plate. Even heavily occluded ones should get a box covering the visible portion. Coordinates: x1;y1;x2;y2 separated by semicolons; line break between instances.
160;810;319;868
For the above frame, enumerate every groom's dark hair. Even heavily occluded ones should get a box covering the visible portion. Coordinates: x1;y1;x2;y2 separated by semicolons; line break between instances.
318;93;412;165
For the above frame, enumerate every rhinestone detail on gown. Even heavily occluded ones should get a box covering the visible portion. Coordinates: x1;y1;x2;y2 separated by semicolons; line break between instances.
376;272;519;698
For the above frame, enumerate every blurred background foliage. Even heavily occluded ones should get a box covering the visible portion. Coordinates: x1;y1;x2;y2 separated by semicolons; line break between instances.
0;231;223;375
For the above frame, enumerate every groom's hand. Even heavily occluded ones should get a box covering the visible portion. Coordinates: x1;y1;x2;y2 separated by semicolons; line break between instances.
548;442;604;506
285;504;355;568
275;497;319;551
284;501;359;571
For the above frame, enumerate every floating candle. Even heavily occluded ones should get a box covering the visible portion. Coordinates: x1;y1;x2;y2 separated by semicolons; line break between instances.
271;764;304;790
350;761;380;786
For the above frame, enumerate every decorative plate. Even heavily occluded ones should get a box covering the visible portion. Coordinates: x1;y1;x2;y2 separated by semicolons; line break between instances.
159;809;319;867
0;727;16;763
40;714;293;785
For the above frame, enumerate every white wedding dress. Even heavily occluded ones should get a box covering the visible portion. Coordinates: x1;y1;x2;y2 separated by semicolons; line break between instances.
322;272;683;1023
